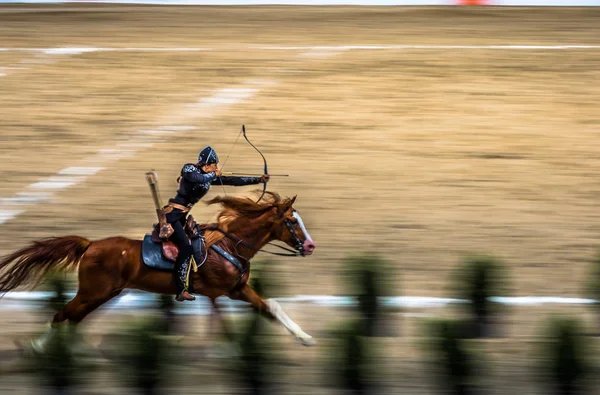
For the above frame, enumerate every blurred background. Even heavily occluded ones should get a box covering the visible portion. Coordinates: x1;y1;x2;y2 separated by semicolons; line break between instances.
1;2;600;394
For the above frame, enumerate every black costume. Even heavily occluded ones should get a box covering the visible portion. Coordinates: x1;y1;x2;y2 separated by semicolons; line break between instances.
167;146;261;299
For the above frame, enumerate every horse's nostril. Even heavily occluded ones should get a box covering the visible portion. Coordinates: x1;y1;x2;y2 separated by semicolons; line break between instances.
303;240;316;252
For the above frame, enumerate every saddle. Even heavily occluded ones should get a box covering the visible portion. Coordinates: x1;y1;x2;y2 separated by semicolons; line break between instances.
142;214;245;276
150;215;202;262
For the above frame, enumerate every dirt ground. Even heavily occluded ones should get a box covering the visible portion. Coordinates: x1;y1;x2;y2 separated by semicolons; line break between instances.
1;4;600;394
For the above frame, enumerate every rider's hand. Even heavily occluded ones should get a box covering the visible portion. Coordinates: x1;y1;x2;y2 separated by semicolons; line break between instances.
215;168;223;177
259;174;270;183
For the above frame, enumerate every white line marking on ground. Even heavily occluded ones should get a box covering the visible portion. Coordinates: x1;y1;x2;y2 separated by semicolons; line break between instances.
0;192;55;204
18;55;58;66
121;47;213;51
42;47;104;55
300;51;343;57
0;81;268;225
94;148;138;160
85;152;134;163
16;191;55;202
137;129;169;135
28;176;85;190
0;292;596;312
488;296;595;305
258;44;600;50
0;210;25;225
96;148;122;155
161;126;197;131
117;141;155;149
1;45;599;53
247;80;278;86
174;84;264;121
0;47;213;53
136;126;197;136
199;87;259;105
58;167;105;176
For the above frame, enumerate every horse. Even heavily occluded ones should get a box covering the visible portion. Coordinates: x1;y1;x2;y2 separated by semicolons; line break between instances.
0;191;317;352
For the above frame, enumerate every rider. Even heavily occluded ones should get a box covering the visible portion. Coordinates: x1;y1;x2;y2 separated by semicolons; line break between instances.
166;146;269;302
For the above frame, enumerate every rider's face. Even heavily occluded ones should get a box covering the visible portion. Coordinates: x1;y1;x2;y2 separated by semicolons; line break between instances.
202;163;219;173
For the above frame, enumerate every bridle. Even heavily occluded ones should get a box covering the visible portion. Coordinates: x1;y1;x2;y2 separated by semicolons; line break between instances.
279;209;305;255
204;209;306;259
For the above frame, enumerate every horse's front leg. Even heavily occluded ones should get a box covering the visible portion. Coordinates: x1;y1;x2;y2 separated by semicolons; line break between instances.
206;298;243;359
210;298;234;342
229;284;316;346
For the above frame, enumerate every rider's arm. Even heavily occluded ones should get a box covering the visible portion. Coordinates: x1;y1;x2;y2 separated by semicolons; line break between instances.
181;164;217;184
215;176;261;186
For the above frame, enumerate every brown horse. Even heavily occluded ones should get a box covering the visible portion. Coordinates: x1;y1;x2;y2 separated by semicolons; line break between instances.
0;192;317;351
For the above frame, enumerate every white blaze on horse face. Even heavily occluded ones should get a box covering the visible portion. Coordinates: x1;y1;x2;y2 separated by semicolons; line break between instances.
293;210;316;254
292;211;313;243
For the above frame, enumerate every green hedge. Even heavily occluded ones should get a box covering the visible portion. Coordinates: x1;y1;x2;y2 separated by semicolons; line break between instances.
114;297;176;394
452;254;510;338
424;318;482;395
342;253;397;337
537;316;591;395
584;253;600;310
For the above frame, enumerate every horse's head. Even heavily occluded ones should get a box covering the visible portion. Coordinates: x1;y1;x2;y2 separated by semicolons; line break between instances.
207;192;316;256
271;195;316;256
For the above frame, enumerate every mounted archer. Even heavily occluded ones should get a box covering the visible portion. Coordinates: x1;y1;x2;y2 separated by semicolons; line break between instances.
0;125;318;355
164;146;270;302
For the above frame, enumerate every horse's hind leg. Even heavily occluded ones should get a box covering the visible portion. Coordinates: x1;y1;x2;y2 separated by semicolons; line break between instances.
53;288;123;324
55;253;125;325
32;293;90;352
33;257;124;353
32;288;122;353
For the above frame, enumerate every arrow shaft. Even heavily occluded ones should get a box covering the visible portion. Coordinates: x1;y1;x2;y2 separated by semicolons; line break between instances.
222;172;288;177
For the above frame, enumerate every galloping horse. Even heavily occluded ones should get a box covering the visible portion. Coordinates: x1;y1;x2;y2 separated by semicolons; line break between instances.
0;192;317;351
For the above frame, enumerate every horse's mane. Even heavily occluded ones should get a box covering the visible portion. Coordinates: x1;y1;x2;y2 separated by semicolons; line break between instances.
202;191;292;247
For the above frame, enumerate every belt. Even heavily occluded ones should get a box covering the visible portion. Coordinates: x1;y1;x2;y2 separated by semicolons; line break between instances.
164;202;192;213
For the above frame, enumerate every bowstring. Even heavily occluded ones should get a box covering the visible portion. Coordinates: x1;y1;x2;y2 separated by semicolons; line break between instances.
202;128;243;226
218;128;243;197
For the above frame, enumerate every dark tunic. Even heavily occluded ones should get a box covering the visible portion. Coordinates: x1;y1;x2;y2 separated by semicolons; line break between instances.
167;163;261;223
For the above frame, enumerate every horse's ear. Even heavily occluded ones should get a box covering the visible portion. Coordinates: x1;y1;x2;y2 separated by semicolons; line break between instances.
282;195;297;213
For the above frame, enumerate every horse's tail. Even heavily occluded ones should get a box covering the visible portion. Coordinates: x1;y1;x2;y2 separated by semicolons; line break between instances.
0;236;91;293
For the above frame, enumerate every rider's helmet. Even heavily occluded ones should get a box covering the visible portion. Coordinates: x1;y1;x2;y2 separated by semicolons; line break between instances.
198;146;219;165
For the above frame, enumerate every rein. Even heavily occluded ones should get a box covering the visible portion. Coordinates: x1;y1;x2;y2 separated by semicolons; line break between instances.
203;226;303;258
202;225;300;291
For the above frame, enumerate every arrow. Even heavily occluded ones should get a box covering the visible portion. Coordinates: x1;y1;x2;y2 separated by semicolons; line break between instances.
222;172;289;177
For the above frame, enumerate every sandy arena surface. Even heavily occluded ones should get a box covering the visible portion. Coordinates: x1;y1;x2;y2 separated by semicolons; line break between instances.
1;5;600;394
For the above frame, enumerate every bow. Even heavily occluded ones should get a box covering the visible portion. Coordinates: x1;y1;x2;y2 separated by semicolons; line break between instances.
242;125;269;203
218;125;268;203
217;127;243;198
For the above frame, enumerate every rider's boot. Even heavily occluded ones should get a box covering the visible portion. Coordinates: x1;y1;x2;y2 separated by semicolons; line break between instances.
174;255;195;302
176;290;195;302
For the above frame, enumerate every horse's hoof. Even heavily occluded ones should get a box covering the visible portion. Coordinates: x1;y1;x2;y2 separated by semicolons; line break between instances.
28;340;44;355
207;342;240;359
298;336;316;347
156;335;184;343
